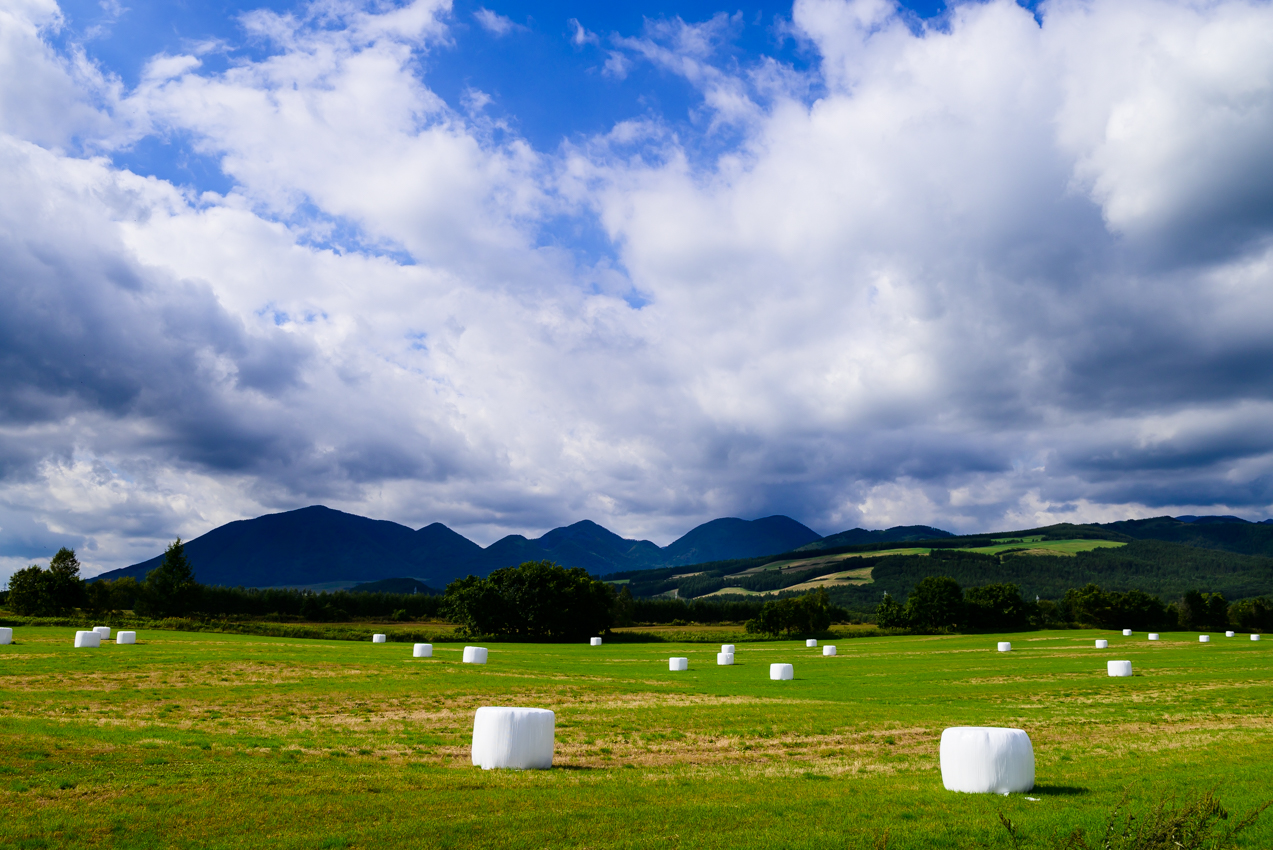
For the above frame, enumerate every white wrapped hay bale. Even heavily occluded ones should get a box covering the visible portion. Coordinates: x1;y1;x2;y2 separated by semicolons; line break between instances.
823;645;837;656
0;627;11;645
1148;633;1159;641
1199;635;1210;643
1095;639;1108;649
806;639;818;648
716;652;734;666
1122;629;1133;636
1253;634;1262;641
116;631;136;645
770;663;794;680
669;657;688;671
939;727;1035;794
413;643;432;658
590;637;602;646
1107;660;1133;677
721;644;735;654
463;646;488;664
997;642;1012;652
471;707;555;770
93;626;111;639
1226;631;1235;637
372;634;387;643
74;630;101;648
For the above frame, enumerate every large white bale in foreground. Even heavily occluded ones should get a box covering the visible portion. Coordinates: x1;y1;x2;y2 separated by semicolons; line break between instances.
116;631;136;645
1107;660;1133;677
770;663;794;680
669;657;688;671
997;642;1012;652
93;626;111;639
823;645;837;656
716;652;734;666
372;634;386;643
1199;635;1210;643
0;627;11;645
940;727;1035;794
1253;634;1262;641
1148;633;1160;641
413;643;432;658
590;637;602;646
1095;639;1108;649
1122;629;1133;636
74;631;100;648
1226;631;1235;637
806;639;818;648
721;644;735;654
463;646;488;664
471;707;555;770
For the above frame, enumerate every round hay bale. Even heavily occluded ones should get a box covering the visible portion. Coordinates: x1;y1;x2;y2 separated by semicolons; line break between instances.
823;645;837;656
590;637;602;646
463;646;488;664
716;652;734;666
770;663;794;680
997;642;1012;652
1199;635;1211;643
669;657;688;671
1148;633;1160;641
74;630;101;648
1122;629;1133;636
471;707;555;770
721;644;735;654
1252;634;1261;641
372;634;387;643
1095;639;1108;648
116;631;136;645
1107;660;1133;677
805;639;818;648
1225;631;1235;637
93;626;111;639
413;643;432;658
939;727;1035;794
0;627;11;645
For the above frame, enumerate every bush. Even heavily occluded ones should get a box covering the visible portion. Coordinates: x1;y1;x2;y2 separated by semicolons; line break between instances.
745;589;834;636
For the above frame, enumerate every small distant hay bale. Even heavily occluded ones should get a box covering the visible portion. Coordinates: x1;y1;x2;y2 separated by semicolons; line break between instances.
1252;634;1262;641
1122;629;1133;636
939;727;1034;794
669;657;688;671
413;643;432;658
463;646;488;664
721;644;735;654
0;627;11;646
116;631;136;645
1107;660;1133;677
823;645;836;656
74;631;101;648
1199;635;1211;643
997;642;1012;652
471;707;555;770
1225;631;1235;637
716;652;734;666
590;637;602;646
372;634;387;643
1148;633;1160;641
805;639;818;648
770;663;794;680
1095;639;1108;648
93;626;111;639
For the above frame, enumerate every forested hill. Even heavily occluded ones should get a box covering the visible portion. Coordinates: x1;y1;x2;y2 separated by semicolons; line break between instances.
1093;516;1273;556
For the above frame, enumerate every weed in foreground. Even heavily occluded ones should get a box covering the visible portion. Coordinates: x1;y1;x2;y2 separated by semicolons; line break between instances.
1038;790;1271;850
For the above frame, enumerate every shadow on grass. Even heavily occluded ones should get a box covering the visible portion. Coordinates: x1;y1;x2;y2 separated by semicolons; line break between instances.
1031;784;1090;796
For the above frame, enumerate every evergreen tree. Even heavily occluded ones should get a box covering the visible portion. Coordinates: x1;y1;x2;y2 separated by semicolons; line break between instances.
143;539;200;617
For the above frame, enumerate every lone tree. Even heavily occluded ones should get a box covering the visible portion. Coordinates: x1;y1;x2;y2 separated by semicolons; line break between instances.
143;539;200;618
904;575;964;632
443;560;614;640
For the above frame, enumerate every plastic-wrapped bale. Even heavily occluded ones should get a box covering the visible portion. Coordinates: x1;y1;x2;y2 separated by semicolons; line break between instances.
116;631;136;645
1122;629;1133;636
0;627;11;645
590;637;602;646
669;657;688;671
413;643;432;658
1148;633;1160;641
770;663;794;680
463;646;488;664
94;626;111;639
1095;639;1108;649
823;645;837;657
372;634;387;643
721;644;735;654
716;652;734;666
1199;635;1210;643
471;707;555;770
74;630;101;648
1107;660;1133;677
1253;634;1262;641
1226;631;1235;637
997;642;1012;652
806;639;818;648
939;727;1035;794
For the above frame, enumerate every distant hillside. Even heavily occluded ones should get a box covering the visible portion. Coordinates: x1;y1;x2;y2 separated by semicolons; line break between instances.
1096;516;1273;557
348;577;439;595
798;525;954;551
94;507;825;589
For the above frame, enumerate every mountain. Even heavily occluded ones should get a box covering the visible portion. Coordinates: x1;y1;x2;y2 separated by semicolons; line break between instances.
1096;516;1273;557
797;525;954;551
94;507;824;589
1174;515;1251;524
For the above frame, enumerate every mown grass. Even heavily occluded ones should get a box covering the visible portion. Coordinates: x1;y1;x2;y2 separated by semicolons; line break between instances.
1;627;1270;848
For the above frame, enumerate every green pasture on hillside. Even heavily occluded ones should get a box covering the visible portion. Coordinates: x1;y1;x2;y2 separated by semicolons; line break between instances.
964;539;1129;556
1;626;1271;848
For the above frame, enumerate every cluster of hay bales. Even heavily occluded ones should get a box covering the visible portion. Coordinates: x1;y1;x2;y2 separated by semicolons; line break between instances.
940;727;1034;794
471;707;555;770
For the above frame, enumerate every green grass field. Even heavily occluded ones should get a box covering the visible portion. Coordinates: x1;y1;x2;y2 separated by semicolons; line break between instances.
2;626;1271;849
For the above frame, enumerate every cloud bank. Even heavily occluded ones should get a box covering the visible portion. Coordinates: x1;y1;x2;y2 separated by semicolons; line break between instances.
2;0;1273;577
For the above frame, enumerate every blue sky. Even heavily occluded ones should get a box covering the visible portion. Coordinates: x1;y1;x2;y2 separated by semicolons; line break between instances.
1;0;1272;578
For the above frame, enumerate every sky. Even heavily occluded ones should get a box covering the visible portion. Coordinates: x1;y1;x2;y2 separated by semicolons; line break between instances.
2;0;1273;581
